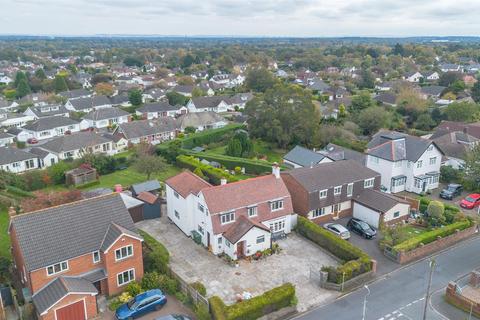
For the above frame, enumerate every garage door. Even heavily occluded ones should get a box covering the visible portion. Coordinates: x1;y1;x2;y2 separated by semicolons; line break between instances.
353;202;380;228
55;300;86;320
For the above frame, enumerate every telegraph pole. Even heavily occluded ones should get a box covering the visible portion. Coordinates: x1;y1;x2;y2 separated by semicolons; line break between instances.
423;259;436;320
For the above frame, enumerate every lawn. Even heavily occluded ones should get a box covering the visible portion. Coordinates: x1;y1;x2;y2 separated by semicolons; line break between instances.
0;206;11;260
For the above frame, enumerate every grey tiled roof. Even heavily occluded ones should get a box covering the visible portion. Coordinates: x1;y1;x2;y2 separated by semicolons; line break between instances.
354;189;409;213
100;223;140;252
137;102;177;113
118;118;177;140
69;96;111;110
23;117;79;132
28;147;51;158
83;108;129;121
131;180;161;195
283;145;329;167
58;89;91;99
11;193;138;271
176;111;227;128
40;131;112;153
420;85;446;97
28;105;69;118
0;147;36;165
319;143;366;164
32;276;97;314
190;96;228;109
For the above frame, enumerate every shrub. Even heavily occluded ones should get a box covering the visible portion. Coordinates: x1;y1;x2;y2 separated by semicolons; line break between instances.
157;274;179;294
181;124;245;149
139;230;170;274
296;216;371;284
194;303;212;320
5;186;34;198
191;281;207;296
141;272;162;290
393;219;473;253
125;281;143;296
425;200;446;227
182;152;273;175
47;161;76;185
440;166;462;183
234;166;242;174
209;283;296;320
22;170;49;191
176;155;239;185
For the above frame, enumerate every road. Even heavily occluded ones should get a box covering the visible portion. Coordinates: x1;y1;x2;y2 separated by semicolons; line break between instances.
294;236;480;320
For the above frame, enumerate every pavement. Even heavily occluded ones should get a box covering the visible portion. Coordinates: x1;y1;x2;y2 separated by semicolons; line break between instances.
137;217;340;312
293;235;480;320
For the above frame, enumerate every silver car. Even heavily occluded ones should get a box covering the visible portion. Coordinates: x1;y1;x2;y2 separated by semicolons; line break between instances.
323;223;351;240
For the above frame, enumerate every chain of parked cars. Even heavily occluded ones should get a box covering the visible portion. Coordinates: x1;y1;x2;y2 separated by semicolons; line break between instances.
323;217;377;241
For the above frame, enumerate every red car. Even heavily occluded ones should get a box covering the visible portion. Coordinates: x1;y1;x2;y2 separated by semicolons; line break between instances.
460;194;480;209
27;138;38;144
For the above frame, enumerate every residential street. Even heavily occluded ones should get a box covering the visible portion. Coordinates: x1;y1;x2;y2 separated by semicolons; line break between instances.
294;235;480;320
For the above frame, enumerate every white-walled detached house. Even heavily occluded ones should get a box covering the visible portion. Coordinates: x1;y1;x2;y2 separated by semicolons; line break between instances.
165;167;297;260
0;147;38;173
114;118;177;145
403;71;424;83
366;131;443;194
176;112;228;132
65;95;112;113
39;131;115;160
135;102;187;120
19;117;81;142
82;108;130;129
24;105;70;120
186;96;230;113
0;132;14;147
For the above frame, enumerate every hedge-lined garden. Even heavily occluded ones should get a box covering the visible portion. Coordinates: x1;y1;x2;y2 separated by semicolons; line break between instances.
181;124;245;149
176;155;240;185
209;283;296;320
296;216;372;284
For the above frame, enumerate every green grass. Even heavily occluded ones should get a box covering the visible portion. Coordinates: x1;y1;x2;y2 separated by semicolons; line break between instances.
204;140;285;163
402;225;428;237
0;206;11;260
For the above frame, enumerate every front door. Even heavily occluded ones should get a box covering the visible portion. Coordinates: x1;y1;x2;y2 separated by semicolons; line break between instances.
332;203;341;219
207;232;211;249
422;181;427;192
236;241;245;259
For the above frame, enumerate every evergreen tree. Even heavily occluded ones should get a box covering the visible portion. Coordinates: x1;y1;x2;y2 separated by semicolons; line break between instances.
14;71;27;87
53;75;69;93
16;78;31;98
34;68;46;80
472;81;480;103
128;89;143;106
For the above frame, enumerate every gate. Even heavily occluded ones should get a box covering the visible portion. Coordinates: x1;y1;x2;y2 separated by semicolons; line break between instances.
0;286;12;307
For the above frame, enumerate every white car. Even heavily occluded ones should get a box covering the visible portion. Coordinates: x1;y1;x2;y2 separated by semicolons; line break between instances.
323;223;351;240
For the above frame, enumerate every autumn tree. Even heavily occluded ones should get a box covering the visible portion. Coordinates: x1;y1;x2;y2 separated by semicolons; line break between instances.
94;82;114;96
133;155;167;180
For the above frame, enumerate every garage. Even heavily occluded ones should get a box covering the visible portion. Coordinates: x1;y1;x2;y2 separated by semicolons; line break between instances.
353;202;381;227
55;300;86;320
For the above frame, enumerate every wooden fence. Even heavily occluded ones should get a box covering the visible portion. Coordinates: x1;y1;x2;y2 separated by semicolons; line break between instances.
167;266;209;309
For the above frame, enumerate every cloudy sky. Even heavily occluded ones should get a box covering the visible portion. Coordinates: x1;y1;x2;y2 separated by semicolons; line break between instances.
1;0;479;37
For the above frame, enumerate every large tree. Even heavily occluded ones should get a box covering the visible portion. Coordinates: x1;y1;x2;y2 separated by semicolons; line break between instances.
94;82;114;96
472;81;480;103
16;78;31;98
443;102;480;122
53;75;69;93
465;144;480;189
244;84;320;148
129;89;143;106
133;155;167;180
245;67;276;92
357;107;389;135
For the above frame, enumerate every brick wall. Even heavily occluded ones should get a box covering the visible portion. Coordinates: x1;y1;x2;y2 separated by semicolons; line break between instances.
445;282;480;318
396;224;477;264
39;294;97;320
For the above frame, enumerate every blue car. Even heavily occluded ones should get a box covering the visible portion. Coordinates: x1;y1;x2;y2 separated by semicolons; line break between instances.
115;289;167;320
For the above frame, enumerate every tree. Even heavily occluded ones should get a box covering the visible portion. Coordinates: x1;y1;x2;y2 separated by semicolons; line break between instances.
34;68;46;80
94;82;114;96
350;91;374;112
472;81;480;103
166;91;188;106
14;71;27;87
180;54;195;69
426;201;445;227
414;113;436;131
184;126;196;134
431;108;444;123
358;69;375;89
392;43;405;56
396;87;429;123
123;56;144;67
177;76;194;85
464;143;480;189
439;72;462;87
91;73;112;85
16;78;31;98
449;80;466;94
357;107;389;135
244;83;320;148
245;68;276;92
128;89;143;106
443;102;480;122
53;75;69;93
132;155;166;180
191;87;205;97
225;138;242;157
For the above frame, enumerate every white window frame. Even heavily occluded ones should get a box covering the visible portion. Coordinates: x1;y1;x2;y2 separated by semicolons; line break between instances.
334;186;342;196
347;183;354;197
115;245;133;261
174;210;180;219
319;189;328;199
417;160;423;168
256;235;265;244
429;157;436;165
221;211;235;225
270;200;284;211
92;251;100;264
364;178;374;188
117;268;135;286
46;261;68;276
247;206;257;217
198;203;205;213
312;207;325;218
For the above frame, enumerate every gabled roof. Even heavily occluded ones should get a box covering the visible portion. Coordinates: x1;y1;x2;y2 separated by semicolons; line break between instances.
137;101;178;113
177;111;227;128
118;118;177;140
420;85;446;97
283;145;329;167
68;96;111;110
136;191;158;205
367;130;440;162
28;147;52;158
32;276;98;315
22;116;79;132
172;85;194;94
83;108;129;121
432;121;480;140
40;131;112;153
165;170;211;198
11;193;138;271
282;160;378;192
28;105;69;118
0;147;36;165
223;215;270;244
58;88;91;99
190;96;228;109
319;143;366;164
100;222;142;252
374;93;397;105
354;189;409;213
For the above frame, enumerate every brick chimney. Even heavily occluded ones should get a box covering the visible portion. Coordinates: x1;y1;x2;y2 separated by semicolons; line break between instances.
272;162;280;179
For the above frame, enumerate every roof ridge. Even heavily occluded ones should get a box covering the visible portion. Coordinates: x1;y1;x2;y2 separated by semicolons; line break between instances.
202;173;276;192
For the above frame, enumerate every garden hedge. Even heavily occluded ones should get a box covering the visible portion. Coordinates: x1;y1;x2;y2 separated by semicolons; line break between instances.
419;197;461;224
393;219;473;253
182;151;274;175
139;230;170;274
181;124;245;149
209;283;296;320
296;216;372;284
176;155;239;185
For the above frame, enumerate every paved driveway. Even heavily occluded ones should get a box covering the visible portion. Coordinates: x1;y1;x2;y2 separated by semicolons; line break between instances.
136;217;340;312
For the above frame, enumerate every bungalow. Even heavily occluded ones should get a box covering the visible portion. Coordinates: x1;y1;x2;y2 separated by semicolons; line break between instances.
58;88;92;100
29;147;58;168
0;75;12;85
0;132;14;147
142;88;166;102
65;96;112;113
0;99;19;112
420;86;447;100
172;85;195;97
109;94;131;107
114;118;177;145
186;96;231;113
10;194;144;320
24;105;70;120
82;108;130;129
440;63;462;73
403;71;423;83
424;71;440;81
176;111;228;132
40;131;115;160
19;117;81;142
0;147;38;173
135;102;187;119
283;145;333;168
165;167;296;260
0;113;35;128
374;93;397;107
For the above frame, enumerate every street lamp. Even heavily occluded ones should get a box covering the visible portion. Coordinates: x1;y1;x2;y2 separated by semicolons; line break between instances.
362;285;370;320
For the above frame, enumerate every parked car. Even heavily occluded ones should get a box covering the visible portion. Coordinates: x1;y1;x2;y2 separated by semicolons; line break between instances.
155;315;192;320
323;223;351;240
439;184;463;200
27;138;38;144
115;289;167;320
347;218;377;239
460;194;480;209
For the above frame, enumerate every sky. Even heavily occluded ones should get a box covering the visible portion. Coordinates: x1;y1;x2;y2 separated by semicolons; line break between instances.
1;0;479;37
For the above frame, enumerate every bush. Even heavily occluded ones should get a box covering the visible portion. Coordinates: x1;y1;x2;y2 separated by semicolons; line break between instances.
440;166;463;183
47;161;76;185
209;283;296;320
141;272;162;290
5;186;35;198
176;155;239;185
425;200;446;227
393;219;473;253
139;230;170;274
22;170;49;191
296;216;371;284
125;281;143;296
181;152;273;175
194;303;212;320
191;281;207;296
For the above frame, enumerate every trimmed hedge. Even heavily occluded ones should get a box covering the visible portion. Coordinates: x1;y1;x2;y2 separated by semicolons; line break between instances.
5;186;35;198
182;151;274;175
296;216;371;284
139;230;170;274
176;155;239;185
393;219;473;253
209;283;296;320
181;124;245;149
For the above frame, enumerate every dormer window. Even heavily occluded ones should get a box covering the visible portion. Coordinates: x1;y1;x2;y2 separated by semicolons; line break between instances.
247;206;258;217
270;200;284;211
221;211;235;224
46;261;68;276
319;189;328;199
334;186;342;196
364;178;374;188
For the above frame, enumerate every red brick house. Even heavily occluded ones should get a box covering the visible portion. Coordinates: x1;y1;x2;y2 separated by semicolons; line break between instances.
9;193;144;320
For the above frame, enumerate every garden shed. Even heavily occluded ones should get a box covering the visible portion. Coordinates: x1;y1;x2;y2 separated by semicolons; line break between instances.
65;165;98;186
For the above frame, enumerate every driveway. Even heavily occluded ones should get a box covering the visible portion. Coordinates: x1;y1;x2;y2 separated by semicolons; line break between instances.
136;217;340;312
335;217;400;276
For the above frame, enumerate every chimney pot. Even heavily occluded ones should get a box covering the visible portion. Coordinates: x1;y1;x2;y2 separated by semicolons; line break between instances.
114;184;123;192
272;162;280;179
220;178;227;185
